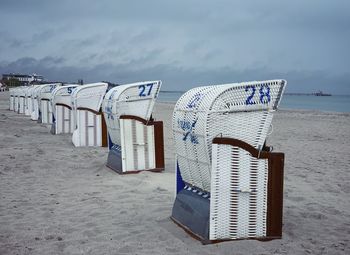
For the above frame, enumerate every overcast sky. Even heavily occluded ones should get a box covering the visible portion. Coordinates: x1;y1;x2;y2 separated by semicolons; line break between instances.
0;0;349;94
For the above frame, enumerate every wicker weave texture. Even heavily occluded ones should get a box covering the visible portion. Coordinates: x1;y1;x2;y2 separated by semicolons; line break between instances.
209;143;268;240
173;80;286;192
31;98;39;120
24;86;37;115
9;87;16;111
9;96;14;111
102;81;161;146
52;85;78;113
120;118;156;172
37;84;60;102
25;97;33;116
72;110;103;146
18;96;25;114
14;86;27;112
12;86;25;112
30;86;45;119
51;85;79;132
31;85;44;100
55;105;75;134
16;86;29;114
71;83;108;112
40;100;52;124
70;83;108;147
36;84;61;120
14;96;19;112
9;88;15;111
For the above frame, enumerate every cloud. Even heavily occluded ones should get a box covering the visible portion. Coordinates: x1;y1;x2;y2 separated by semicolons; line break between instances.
1;57;349;95
0;0;349;93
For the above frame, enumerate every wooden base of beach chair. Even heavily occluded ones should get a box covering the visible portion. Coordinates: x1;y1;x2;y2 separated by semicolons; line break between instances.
39;98;52;124
9;96;14;111
106;115;164;174
51;103;75;135
72;108;108;147
37;111;42;123
18;96;26;114
171;138;284;244
106;152;164;174
24;97;32;116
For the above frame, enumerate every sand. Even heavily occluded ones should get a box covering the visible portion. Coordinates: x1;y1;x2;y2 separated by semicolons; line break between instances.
0;90;349;255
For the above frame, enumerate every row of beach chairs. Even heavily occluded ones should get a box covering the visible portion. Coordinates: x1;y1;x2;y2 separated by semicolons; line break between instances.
8;79;286;244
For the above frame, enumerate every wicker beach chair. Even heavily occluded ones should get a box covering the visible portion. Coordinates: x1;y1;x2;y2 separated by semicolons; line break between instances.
17;86;29;114
36;84;61;124
171;79;286;243
30;85;44;120
50;85;79;134
24;85;34;116
71;82;108;147
14;87;22;113
9;87;20;111
24;85;41;116
102;80;164;174
9;88;13;111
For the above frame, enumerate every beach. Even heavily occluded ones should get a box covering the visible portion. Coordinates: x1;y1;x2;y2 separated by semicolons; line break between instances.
0;90;349;255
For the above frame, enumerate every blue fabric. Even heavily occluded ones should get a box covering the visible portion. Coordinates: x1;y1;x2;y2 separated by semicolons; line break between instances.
176;161;185;194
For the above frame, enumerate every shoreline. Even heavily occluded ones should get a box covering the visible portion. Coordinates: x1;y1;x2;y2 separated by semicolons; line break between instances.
156;99;350;115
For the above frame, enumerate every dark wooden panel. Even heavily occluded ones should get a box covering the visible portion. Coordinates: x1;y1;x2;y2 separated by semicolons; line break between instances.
55;103;72;110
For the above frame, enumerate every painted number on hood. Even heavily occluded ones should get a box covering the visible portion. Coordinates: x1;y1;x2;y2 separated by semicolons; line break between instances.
245;84;271;105
139;83;154;97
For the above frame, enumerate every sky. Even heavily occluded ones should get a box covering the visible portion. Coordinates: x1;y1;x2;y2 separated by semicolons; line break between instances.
0;0;349;94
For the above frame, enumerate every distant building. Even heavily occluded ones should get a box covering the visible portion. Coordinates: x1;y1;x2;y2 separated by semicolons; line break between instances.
2;73;44;85
0;82;6;91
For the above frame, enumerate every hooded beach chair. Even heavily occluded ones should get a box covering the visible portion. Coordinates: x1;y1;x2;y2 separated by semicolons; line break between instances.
30;85;44;120
24;85;40;116
102;80;164;174
13;87;22;113
17;86;30;114
9;87;16;111
171;79;287;243
36;83;61;124
71;82;109;147
50;85;79;134
24;85;34;116
9;87;19;111
9;88;13;111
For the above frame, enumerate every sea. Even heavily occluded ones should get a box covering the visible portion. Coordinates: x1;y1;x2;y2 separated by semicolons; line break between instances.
158;91;350;113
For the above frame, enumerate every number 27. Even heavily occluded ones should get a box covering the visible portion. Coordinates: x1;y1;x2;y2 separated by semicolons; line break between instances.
139;83;153;97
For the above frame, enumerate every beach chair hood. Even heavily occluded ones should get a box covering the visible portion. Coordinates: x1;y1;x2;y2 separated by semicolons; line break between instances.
71;82;108;112
102;80;161;145
173;79;286;192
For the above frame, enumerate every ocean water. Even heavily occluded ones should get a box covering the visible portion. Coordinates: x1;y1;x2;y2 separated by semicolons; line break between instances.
158;91;350;113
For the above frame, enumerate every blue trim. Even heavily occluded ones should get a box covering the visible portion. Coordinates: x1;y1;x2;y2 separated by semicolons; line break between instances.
171;188;210;241
108;133;113;150
176;161;185;194
106;146;123;173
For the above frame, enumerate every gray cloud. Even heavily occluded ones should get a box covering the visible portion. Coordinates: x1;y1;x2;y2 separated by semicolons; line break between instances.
1;57;348;95
0;0;349;94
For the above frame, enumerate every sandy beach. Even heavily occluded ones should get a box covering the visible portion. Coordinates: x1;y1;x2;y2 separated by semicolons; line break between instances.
0;90;349;255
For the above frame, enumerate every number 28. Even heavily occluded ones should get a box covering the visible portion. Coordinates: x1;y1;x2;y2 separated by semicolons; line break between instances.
245;85;271;105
